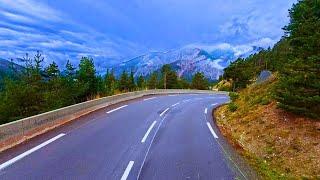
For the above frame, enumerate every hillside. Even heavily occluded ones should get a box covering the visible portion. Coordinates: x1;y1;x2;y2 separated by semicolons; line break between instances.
0;59;24;84
214;76;320;179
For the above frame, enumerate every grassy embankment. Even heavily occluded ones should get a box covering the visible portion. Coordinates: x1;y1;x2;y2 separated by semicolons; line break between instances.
214;75;320;179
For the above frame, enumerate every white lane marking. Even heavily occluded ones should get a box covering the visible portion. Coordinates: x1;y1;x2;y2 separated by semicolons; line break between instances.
207;122;218;139
204;108;208;114
0;133;65;170
160;108;169;117
171;102;180;107
137;107;169;179
143;97;156;101
141;121;157;143
121;161;134;180
168;94;177;97
211;103;218;106
183;99;190;103
106;105;128;114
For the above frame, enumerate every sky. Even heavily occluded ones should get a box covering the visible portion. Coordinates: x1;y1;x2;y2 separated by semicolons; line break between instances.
0;0;296;67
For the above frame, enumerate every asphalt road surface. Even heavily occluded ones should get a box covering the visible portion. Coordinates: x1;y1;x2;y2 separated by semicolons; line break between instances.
0;93;250;180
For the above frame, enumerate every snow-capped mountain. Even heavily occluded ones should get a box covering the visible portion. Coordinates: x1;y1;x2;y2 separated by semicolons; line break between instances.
112;44;263;81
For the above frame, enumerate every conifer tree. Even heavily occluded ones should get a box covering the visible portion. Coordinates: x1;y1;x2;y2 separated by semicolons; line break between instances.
148;72;158;89
128;70;136;91
137;75;146;90
119;70;129;92
275;0;320;118
191;72;209;90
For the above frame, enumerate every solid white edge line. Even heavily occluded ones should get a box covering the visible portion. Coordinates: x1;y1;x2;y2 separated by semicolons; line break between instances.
0;133;66;171
207;122;218;139
121;161;134;180
143;97;156;101
141;121;157;143
171;102;180;107
106;105;128;114
205;108;208;114
160;108;169;117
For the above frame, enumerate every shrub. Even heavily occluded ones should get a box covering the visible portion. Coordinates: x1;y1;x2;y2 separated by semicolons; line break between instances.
228;102;238;112
229;92;239;101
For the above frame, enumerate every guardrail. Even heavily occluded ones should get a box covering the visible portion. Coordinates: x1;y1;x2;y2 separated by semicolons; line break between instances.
0;89;227;152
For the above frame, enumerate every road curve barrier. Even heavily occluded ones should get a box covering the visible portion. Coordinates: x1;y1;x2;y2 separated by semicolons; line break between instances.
0;89;227;152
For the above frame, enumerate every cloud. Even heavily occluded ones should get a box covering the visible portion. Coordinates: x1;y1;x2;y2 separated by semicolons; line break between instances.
0;0;145;69
0;0;62;22
0;0;296;71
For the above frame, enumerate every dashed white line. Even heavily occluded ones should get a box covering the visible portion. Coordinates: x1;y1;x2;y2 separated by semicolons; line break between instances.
120;161;134;180
204;108;208;114
106;105;128;114
143;97;156;101
0;133;66;171
207;122;218;139
168;94;177;97
160;108;169;117
141;121;157;143
211;103;218;106
183;99;190;103
171;102;180;107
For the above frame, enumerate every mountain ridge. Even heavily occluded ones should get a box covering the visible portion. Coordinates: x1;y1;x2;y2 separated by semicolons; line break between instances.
110;45;263;81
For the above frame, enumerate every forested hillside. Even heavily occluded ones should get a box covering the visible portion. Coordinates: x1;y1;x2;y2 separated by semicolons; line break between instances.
0;52;210;124
220;0;320;118
215;1;320;178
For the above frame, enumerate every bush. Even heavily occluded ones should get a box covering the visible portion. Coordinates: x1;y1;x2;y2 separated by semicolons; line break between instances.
229;92;239;101
260;98;271;105
228;102;238;112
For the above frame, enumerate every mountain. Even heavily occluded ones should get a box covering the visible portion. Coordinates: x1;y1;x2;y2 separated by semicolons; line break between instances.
111;45;263;81
0;58;25;79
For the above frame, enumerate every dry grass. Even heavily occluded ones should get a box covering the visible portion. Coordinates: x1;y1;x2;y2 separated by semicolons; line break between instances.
215;76;320;179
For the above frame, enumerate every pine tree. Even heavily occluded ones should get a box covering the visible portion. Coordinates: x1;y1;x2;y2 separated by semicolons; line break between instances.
65;60;76;78
160;64;178;89
191;72;209;90
45;61;60;79
77;57;98;99
275;0;320;118
105;69;117;95
137;75;146;90
148;72;158;89
119;70;129;92
128;70;136;91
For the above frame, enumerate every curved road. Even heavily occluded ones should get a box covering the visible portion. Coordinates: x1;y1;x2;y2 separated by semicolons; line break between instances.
0;93;248;180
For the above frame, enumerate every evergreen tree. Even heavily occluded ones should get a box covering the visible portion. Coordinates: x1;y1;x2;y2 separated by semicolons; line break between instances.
275;0;320;118
105;69;117;95
77;57;98;99
160;64;178;89
60;60;79;105
34;51;44;73
45;61;60;79
128;70;136;91
177;77;190;89
191;72;209;90
65;60;76;78
119;70;129;92
148;72;158;89
137;75;146;90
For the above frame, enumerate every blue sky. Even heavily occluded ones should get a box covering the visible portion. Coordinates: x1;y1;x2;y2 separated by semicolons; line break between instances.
0;0;296;67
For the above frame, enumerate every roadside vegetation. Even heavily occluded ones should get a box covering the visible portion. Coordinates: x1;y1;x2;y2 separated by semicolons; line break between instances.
219;0;319;118
0;54;210;124
215;0;320;179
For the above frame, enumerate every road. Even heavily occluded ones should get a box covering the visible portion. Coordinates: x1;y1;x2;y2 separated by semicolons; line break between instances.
0;93;248;180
